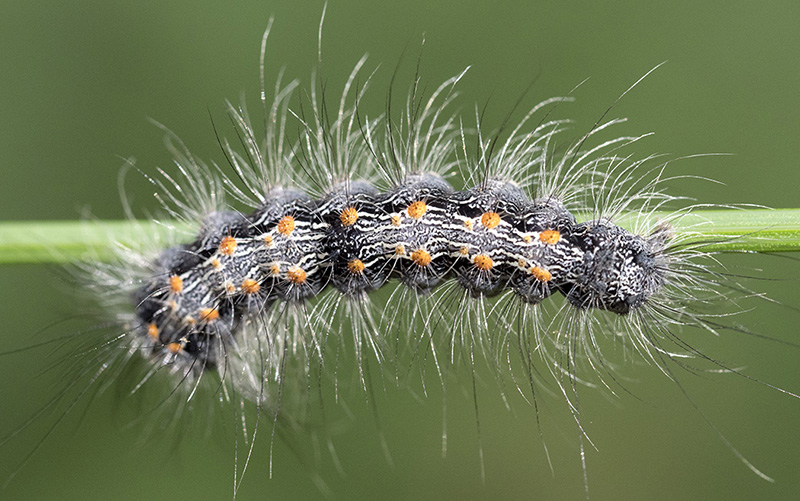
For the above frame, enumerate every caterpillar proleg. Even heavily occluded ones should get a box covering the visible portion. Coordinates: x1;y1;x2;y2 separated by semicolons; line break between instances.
2;4;800;500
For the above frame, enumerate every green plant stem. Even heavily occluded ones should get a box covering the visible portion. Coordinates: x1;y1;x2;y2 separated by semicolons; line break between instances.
610;208;800;253
0;220;189;264
1;209;799;264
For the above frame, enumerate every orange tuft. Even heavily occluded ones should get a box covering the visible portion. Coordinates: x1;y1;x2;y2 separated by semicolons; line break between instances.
166;342;182;354
219;236;237;255
391;214;402;227
480;211;501;229
169;275;183;293
411;249;432;267
529;266;552;282
340;207;358;226
199;307;219;322
395;244;405;256
407;201;428;219
270;263;281;276
264;235;274;247
474;254;493;271
287;266;306;284
464;219;474;230
539;229;560;245
210;258;222;270
459;246;470;256
147;323;160;340
277;216;295;236
241;278;260;294
347;259;365;274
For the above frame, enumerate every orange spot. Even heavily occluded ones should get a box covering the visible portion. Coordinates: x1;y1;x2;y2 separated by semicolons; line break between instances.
241;278;260;294
459;246;470;256
210;258;222;270
539;229;561;245
407;201;428;219
391;214;402;227
480;212;501;229
523;235;533;244
199;308;219;322
529;266;552;282
474;254;493;271
277;216;295;236
340;207;358;226
169;275;183;293
347;259;365;274
287;266;306;284
517;258;527;268
167;342;182;353
224;281;236;294
264;235;274;247
147;323;159;340
219;236;237;255
395;244;406;256
464;219;474;230
169;300;179;312
270;263;281;276
411;249;431;267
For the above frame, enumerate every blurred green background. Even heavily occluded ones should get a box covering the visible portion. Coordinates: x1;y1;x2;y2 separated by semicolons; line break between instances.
1;1;800;499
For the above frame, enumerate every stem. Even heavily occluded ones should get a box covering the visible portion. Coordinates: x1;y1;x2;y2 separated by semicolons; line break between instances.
0;220;190;264
1;209;799;264
611;208;800;253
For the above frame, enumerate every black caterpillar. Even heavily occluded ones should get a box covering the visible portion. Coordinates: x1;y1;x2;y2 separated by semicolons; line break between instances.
136;174;670;373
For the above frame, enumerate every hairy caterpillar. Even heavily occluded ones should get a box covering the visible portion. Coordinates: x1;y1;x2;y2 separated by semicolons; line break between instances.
3;5;800;500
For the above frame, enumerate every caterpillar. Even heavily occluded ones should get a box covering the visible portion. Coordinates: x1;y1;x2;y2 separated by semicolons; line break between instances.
3;8;800;500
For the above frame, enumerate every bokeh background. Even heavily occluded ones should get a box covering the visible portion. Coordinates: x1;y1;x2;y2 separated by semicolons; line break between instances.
1;1;800;499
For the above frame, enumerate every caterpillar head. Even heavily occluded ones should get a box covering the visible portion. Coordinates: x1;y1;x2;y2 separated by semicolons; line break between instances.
565;221;671;315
